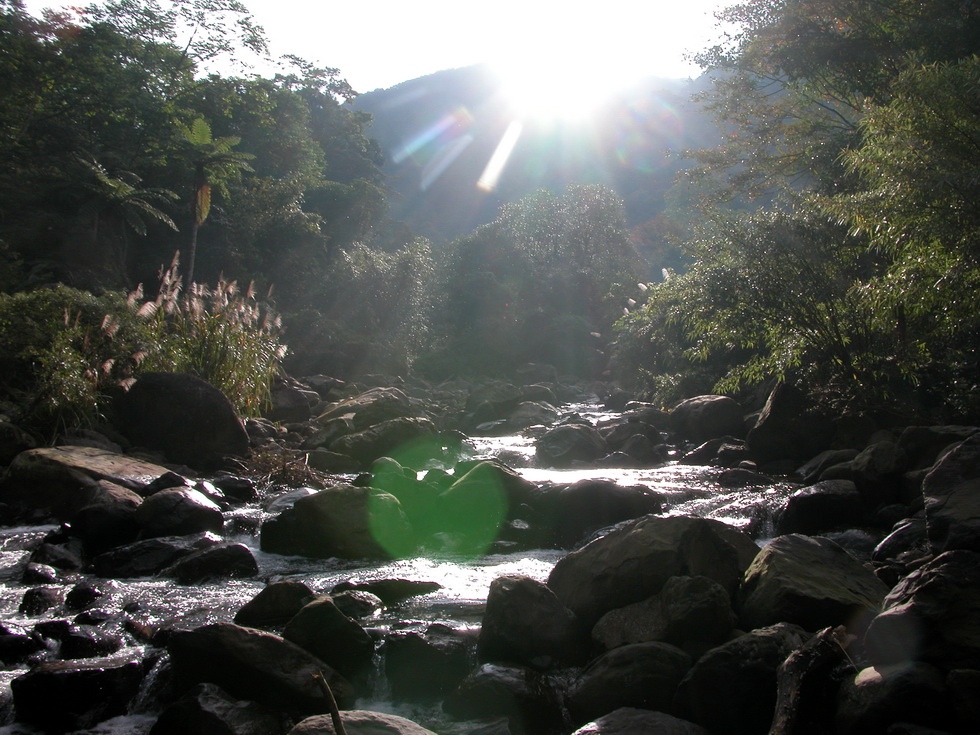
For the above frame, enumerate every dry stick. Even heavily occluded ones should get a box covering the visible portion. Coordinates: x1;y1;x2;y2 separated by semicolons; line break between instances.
313;671;348;735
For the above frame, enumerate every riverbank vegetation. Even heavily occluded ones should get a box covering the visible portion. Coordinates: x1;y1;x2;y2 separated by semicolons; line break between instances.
1;0;978;435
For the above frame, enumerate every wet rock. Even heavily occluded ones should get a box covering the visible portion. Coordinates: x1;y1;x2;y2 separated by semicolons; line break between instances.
65;580;111;611
478;575;587;669
0;445;168;521
329;417;439;467
70;480;142;554
897;425;980;470
835;663;954;735
235;581;317;629
22;562;58;584
384;624;473;701
567;642;692;726
670;395;744;444
113;372;249;470
673;623;809;735
548;515;759;626
167;622;353;716
775;480;866;535
281;597;375;681
569;707;709;735
534;424;608;468
134;486;224;539
921;433;980;552
872;517;929;562
30;540;83;570
442;663;566;734
290;711;439;735
10;655;144;733
93;532;223;578
330;578;441;606
260;484;413;560
592;575;735;652
506;401;560;430
680;437;744;466
330;590;383;619
550;479;664;549
317;386;415;430
864;550;980;670
797;448;860;483
162;543;258;584
149;682;287;735
19;586;62;616
0;623;45;665
738;534;888;633
59;624;123;659
305;449;362;474
820;440;909;509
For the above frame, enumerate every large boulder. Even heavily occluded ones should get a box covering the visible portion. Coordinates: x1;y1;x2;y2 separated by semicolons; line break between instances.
864;549;980;670
566;642;692;726
384;624;473;702
550;479;664;549
260;484;413;560
329;417;439;467
673;623;810;735
820;440;909;509
281;597;375;681
670;395;744;444
548;515;759;626
897;425;980;470
92;532;223;578
834;663;955;735
134;486;224;538
149;682;285;735
478;575;587;669
161;543;258;584
113;372;249;470
0;446;167;521
746;383;831;464
592;575;735;652
167;622;353;716
534;423;608;468
921;433;980;552
570;708;709;735
234;581;317;629
737;534;888;633
70;479;143;555
774;480;866;535
317;387;415;429
289;711;438;735
10;655;144;733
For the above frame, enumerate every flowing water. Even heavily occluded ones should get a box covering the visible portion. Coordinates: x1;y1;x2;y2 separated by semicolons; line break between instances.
0;403;801;734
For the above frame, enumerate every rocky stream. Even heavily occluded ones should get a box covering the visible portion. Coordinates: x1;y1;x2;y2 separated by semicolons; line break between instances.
0;372;979;735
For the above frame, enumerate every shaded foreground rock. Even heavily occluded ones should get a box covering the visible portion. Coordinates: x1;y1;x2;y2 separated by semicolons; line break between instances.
570;707;709;735
149;682;287;735
289;711;439;735
167;622;353;716
548;515;759;625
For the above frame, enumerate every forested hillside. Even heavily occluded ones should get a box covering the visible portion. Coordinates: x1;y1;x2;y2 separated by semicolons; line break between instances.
1;0;978;434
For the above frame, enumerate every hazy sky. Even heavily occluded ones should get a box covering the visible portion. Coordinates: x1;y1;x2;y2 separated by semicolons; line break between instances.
24;0;732;93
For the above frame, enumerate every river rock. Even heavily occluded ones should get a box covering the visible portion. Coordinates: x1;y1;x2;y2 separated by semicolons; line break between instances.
317;386;415;429
897;425;980;470
550;479;664;549
478;575;587;669
70;480;143;554
59;624;123;659
10;655;144;733
670;395;744;444
535;423;608;468
431;463;513;555
134;486;224;538
442;662;566;734
19;586;62;616
567;642;692;725
92;532;223;578
506;401;560;430
235;581;317;629
330;579;441;606
775;480;866;535
798;448;860;483
149;682;287;735
592;575;735;652
835;663;955;735
0;446;169;521
738;534;888;633
113;372;249;470
162;543;258;584
331;590;383;619
265;376;320;424
0;623;44;665
548;515;759;626
570;707;709;735
260;484;413;560
384;624;472;701
864;549;980;669
921;433;980;552
167;622;353;716
673;623;809;735
281;597;375;681
872;517;929;562
745;382;812;464
290;711;438;735
0;420;37;465
820;440;909;509
329;417;439;467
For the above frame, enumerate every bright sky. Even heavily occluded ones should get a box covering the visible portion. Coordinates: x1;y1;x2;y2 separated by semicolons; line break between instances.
24;0;731;94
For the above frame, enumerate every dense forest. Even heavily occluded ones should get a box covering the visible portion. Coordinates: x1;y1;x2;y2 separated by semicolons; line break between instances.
1;0;978;435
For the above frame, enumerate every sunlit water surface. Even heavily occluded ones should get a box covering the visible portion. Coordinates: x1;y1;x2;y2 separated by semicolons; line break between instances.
0;405;800;734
